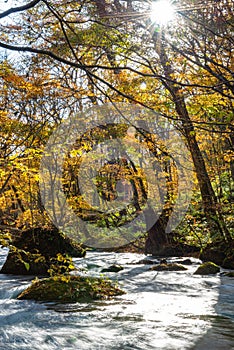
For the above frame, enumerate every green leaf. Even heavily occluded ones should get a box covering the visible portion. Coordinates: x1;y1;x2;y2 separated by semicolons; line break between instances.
23;262;30;271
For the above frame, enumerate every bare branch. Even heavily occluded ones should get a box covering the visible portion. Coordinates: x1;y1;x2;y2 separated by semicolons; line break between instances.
0;0;41;19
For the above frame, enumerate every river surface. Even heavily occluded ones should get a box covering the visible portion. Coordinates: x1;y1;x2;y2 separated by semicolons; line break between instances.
0;247;234;350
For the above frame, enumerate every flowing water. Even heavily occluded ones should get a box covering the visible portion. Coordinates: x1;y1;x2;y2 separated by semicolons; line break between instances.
0;247;234;350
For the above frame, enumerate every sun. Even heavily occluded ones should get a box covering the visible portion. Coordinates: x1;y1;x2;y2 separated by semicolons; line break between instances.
150;0;175;26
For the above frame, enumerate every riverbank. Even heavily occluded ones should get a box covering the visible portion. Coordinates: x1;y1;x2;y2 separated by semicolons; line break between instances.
94;237;234;269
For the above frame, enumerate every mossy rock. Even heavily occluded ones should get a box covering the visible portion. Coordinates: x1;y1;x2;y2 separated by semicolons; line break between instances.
0;250;49;275
150;263;187;272
17;275;125;303
194;262;220;275
1;227;86;275
200;240;234;269
101;264;124;273
223;272;234;278
10;227;85;258
200;245;225;266
222;256;234;270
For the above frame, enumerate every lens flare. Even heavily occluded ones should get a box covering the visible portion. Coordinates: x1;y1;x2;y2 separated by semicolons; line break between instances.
150;0;175;26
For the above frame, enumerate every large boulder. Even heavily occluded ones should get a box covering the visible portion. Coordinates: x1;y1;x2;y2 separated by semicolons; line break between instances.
1;227;85;275
17;275;125;303
222;256;234;270
194;261;220;275
200;239;234;269
200;245;225;266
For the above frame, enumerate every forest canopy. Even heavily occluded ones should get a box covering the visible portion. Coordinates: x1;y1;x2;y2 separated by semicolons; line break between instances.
0;0;233;252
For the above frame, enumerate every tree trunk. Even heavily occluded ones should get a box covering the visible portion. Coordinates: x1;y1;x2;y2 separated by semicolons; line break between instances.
145;208;169;254
155;37;232;243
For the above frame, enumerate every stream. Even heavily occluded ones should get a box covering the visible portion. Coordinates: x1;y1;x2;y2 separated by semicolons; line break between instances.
0;247;234;350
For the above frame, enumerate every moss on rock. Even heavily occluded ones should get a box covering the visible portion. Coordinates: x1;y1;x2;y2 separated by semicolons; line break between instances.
200;239;234;269
150;263;187;271
223;272;234;277
1;250;49;275
194;261;220;275
1;227;86;275
222;256;234;270
17;275;125;303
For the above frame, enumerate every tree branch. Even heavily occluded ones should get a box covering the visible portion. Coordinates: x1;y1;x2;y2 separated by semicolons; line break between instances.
0;0;41;19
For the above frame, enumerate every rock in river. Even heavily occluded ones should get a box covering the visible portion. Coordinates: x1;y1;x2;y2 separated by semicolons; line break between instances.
17;275;125;303
150;263;187;272
1;227;85;276
101;264;124;273
194;262;220;275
